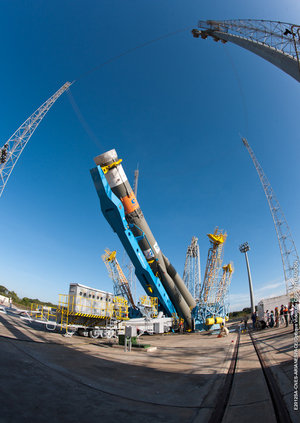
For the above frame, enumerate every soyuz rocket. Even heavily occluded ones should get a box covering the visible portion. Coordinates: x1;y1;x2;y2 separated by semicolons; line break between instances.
94;149;196;328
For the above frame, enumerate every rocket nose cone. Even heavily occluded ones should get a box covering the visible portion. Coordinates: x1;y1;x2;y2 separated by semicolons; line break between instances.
94;149;118;166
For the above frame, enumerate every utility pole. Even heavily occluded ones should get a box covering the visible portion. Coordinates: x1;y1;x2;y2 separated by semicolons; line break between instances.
239;242;255;314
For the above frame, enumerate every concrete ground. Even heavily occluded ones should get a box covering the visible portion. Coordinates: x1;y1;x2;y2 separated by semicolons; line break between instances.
252;325;299;423
0;312;297;422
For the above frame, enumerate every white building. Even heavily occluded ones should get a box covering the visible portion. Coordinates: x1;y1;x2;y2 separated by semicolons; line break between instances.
68;283;114;316
0;294;11;307
257;293;291;320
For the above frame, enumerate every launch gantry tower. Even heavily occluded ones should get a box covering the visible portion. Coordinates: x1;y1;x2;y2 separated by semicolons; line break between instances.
194;228;231;329
242;137;299;295
215;263;234;304
0;82;72;199
201;229;227;305
183;236;201;301
192;19;300;82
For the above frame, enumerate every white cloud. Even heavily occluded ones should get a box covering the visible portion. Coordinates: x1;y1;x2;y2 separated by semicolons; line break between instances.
229;278;286;311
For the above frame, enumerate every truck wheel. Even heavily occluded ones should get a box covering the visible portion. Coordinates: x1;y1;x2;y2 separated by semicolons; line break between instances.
89;329;100;338
78;328;89;337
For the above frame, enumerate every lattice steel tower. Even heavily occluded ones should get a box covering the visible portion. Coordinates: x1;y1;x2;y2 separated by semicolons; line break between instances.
183;236;201;301
201;229;227;304
0;81;72;198
102;249;136;308
192;20;300;82
215;263;234;304
242;137;299;295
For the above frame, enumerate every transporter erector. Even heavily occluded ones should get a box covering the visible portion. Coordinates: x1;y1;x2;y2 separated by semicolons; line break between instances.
90;149;196;329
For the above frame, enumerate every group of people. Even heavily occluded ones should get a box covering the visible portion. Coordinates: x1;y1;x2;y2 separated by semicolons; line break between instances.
243;303;298;332
263;304;297;330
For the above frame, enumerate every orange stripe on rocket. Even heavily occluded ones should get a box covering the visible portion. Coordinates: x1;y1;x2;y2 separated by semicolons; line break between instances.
120;192;140;214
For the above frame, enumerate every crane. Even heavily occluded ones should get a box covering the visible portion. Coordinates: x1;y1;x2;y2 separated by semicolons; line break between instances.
192;20;300;82
242;137;299;295
0;81;72;198
183;236;201;301
102;248;136;308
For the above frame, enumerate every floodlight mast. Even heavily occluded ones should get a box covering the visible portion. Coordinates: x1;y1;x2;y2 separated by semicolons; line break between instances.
0;81;72;198
242;137;299;295
239;242;255;314
192;20;300;82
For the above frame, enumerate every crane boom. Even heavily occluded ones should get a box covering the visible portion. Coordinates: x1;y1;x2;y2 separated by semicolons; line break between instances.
102;249;136;308
0;81;72;198
192;20;300;82
242;137;299;295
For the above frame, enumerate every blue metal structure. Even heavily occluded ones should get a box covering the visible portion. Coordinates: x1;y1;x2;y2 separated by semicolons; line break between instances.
90;165;177;317
192;231;231;331
193;302;229;331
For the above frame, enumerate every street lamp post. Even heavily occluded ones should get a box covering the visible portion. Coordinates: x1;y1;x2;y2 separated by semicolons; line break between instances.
239;242;255;314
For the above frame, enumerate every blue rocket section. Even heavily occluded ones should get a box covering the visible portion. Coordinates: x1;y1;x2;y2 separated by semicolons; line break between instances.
90;165;177;317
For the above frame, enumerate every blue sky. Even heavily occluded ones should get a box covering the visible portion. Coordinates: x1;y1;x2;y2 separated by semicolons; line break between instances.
0;1;299;310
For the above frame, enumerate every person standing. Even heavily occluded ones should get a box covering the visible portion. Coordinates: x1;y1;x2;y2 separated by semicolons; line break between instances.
265;309;270;327
251;311;257;330
289;304;294;324
275;307;279;328
283;305;289;327
269;310;274;328
289;304;295;330
244;316;248;331
280;305;284;325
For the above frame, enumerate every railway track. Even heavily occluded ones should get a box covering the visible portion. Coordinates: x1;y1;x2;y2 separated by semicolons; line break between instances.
207;328;293;423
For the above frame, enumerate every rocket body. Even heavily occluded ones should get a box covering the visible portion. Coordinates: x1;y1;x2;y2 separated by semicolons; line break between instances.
94;149;195;328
